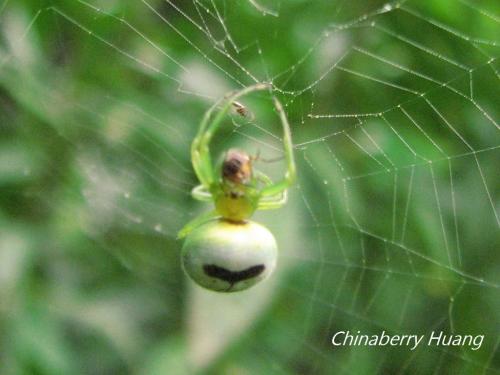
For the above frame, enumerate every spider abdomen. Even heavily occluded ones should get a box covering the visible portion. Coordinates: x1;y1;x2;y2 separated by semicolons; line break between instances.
181;219;277;292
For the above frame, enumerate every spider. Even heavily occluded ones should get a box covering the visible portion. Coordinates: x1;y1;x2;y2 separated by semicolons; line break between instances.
178;83;296;292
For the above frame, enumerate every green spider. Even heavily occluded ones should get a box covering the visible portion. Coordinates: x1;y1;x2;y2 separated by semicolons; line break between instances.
178;83;296;292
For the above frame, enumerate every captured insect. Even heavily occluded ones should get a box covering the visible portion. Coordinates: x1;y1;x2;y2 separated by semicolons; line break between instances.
178;83;296;292
231;100;255;121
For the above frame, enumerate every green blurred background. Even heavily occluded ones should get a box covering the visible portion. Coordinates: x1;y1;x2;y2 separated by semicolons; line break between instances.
0;0;499;374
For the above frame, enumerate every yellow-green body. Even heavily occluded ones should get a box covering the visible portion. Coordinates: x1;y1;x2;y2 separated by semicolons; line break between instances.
211;181;259;222
178;84;296;292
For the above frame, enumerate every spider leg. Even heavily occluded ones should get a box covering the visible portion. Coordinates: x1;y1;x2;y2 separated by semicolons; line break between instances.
254;170;289;209
191;83;272;188
254;170;273;186
260;97;296;197
191;184;213;202
258;190;288;210
177;210;219;239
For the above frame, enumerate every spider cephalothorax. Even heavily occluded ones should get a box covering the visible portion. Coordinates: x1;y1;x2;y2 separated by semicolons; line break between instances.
179;83;296;292
215;149;258;222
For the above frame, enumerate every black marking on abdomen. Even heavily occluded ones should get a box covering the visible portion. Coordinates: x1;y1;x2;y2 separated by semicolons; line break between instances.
203;264;265;285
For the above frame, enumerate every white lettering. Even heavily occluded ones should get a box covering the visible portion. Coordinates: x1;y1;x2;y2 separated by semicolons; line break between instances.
332;331;345;346
410;335;425;351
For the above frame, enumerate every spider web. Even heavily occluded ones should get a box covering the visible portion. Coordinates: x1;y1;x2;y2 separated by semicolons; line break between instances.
0;0;499;373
